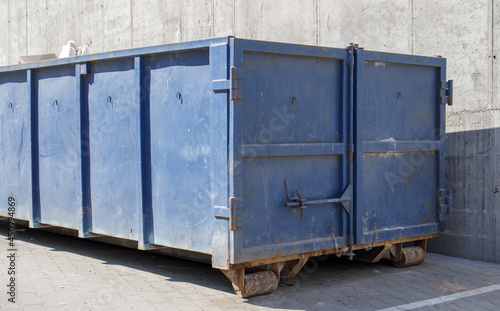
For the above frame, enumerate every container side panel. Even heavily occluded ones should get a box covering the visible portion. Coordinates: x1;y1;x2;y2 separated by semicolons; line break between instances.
37;66;81;229
241;156;344;248
148;49;212;254
362;62;439;141
88;59;139;240
0;72;31;221
242;52;342;144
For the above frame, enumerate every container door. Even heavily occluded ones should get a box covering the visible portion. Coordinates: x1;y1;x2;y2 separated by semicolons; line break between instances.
354;50;447;244
37;66;82;229
0;71;32;221
232;40;351;264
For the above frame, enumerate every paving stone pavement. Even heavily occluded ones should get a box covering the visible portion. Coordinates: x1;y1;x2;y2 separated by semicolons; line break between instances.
1;223;500;311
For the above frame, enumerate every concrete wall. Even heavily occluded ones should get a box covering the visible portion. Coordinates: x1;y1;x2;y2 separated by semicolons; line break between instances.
1;0;498;262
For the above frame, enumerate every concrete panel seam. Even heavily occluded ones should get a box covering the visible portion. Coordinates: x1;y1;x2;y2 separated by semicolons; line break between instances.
25;0;27;54
131;0;134;47
316;0;319;45
447;108;500;115
212;0;215;37
492;0;495;109
411;0;414;53
8;0;10;63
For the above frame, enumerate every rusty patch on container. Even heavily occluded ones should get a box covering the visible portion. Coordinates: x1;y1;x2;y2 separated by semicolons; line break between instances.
352;233;439;252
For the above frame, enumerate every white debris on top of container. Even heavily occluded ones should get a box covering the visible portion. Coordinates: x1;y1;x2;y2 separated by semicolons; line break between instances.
59;41;77;58
77;45;90;56
59;41;90;58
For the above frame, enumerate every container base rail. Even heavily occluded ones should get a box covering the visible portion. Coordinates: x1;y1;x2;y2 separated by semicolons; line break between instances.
0;217;433;298
219;235;434;297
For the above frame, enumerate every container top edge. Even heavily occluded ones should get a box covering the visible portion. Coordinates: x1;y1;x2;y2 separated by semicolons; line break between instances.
0;36;231;73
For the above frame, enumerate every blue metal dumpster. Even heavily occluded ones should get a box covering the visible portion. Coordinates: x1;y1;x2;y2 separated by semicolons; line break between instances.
0;37;452;297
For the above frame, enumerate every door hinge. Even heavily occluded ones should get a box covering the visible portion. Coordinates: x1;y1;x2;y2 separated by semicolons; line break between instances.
211;66;242;101
347;43;358;66
440;80;453;106
348;55;354;67
438;189;452;214
230;66;242;101
214;197;243;231
347;143;354;154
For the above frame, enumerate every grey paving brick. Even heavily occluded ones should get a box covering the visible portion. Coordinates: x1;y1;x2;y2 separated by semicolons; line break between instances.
127;300;157;309
0;303;21;310
4;224;500;311
40;300;68;309
22;305;49;311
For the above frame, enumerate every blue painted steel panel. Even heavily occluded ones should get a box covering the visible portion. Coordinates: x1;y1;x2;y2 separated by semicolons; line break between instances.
147;49;213;253
362;62;439;141
354;50;446;244
37;66;82;229
0;72;31;221
241;156;344;248
241;52;342;144
361;152;437;228
87;59;140;239
235;40;350;262
210;41;231;268
0;37;450;270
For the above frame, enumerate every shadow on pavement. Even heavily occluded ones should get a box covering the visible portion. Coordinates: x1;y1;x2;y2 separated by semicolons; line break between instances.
0;222;233;294
0;221;439;310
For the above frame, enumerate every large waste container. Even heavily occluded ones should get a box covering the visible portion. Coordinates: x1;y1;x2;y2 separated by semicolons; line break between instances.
0;37;452;297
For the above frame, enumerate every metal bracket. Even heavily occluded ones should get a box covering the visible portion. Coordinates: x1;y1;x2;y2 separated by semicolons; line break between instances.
440;80;453;106
211;66;242;101
214;205;235;231
81;63;88;75
221;268;245;290
390;243;403;262
285;185;351;214
438;189;452;214
280;255;308;278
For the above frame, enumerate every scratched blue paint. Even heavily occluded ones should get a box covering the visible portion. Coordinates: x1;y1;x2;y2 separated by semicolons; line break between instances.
354;49;447;244
0;37;450;270
0;71;31;221
146;49;213;253
37;66;81;229
241;156;344;248
87;59;140;239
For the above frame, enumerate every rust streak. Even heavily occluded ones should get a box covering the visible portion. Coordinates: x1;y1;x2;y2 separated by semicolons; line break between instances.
408;163;412;185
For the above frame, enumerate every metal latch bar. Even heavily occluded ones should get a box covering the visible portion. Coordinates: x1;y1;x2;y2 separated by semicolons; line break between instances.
285;185;351;215
285;197;351;208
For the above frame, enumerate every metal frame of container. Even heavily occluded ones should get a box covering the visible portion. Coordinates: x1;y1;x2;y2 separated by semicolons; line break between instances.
0;37;452;297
